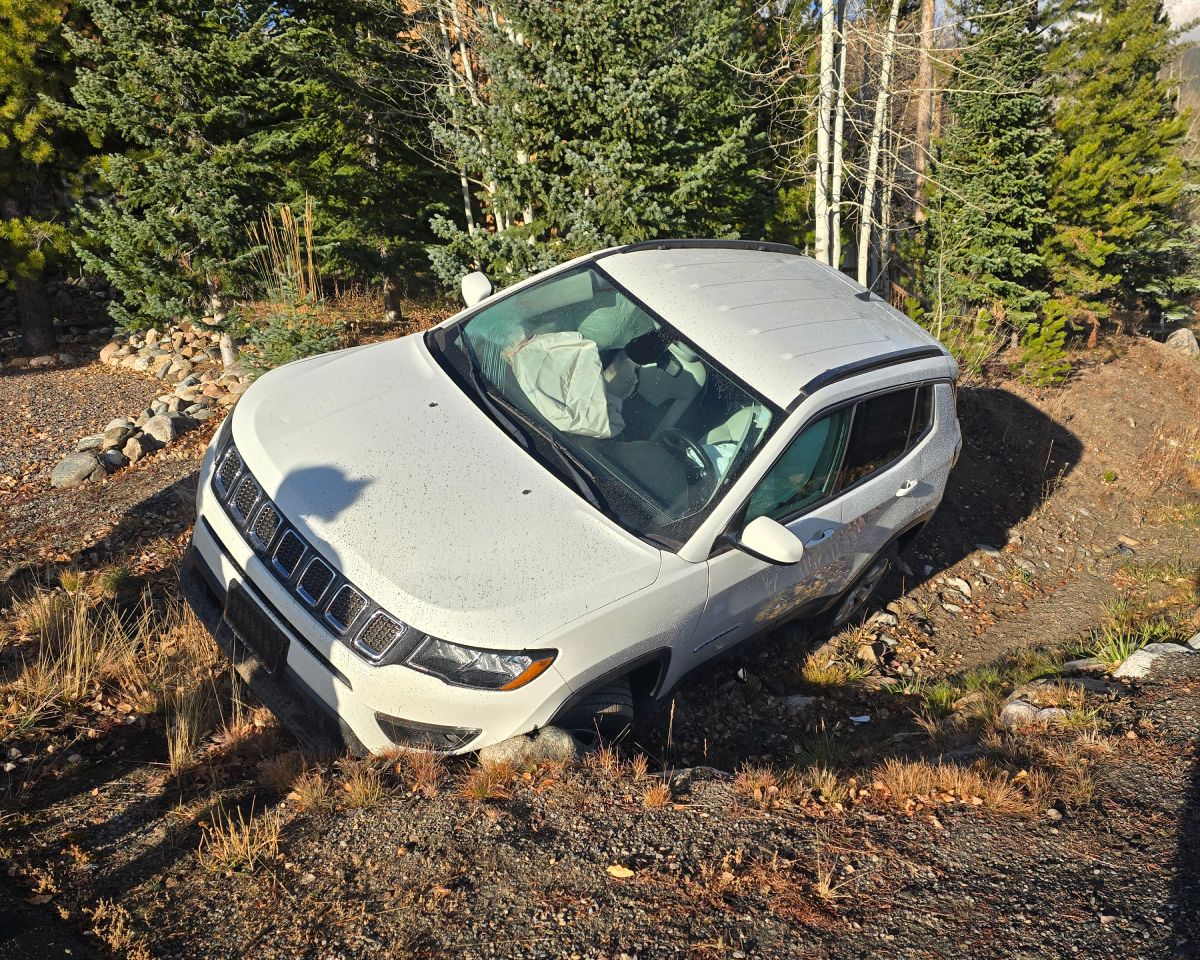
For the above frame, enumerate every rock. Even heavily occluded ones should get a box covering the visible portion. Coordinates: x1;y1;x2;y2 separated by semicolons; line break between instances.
151;355;173;378
142;414;179;444
202;383;226;398
76;434;105;452
1112;642;1194;679
123;435;156;463
1187;632;1200;652
952;691;985;712
1045;807;1063;821
105;417;132;433
948;576;972;598
29;355;55;367
976;543;1001;557
145;327;160;345
478;726;581;766
57;353;76;365
1014;558;1038;574
183;403;208;416
784;694;816;710
166;359;193;381
102;449;128;471
1035;707;1070;723
1063;657;1108;674
1164;327;1199;357
998;699;1039;729
225;379;250;396
942;603;962;614
51;451;104;488
895;558;914;577
132;356;151;372
191;407;213;421
7;357;28;368
868;611;898;627
100;425;134;450
1008;676;1116;702
150;400;168;416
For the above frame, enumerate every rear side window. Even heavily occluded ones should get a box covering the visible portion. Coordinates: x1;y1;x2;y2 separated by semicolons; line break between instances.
835;384;934;492
745;408;853;524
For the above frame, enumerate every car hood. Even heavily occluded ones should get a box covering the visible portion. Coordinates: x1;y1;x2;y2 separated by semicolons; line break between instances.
231;335;663;647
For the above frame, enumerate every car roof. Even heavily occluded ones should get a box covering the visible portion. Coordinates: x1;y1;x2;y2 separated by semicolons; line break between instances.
596;243;949;410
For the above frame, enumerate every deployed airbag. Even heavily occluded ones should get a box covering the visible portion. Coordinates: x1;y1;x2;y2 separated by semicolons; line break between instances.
510;332;625;438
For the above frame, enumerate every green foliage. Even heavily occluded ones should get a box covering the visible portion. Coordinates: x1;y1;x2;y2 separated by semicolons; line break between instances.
0;0;91;284
429;0;765;289
921;0;1056;335
1042;0;1198;323
67;0;305;330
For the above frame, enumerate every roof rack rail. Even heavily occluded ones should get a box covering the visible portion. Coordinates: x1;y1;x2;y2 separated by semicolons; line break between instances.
787;346;949;412
595;239;802;259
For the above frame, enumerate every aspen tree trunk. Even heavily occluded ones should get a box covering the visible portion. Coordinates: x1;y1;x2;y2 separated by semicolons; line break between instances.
913;0;936;219
436;0;477;232
829;0;849;271
857;0;902;287
814;0;836;265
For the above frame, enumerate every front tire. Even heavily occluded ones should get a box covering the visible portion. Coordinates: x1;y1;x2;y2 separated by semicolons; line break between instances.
554;677;635;741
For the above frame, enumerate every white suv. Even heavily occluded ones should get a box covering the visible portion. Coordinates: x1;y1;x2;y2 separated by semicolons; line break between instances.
181;241;960;755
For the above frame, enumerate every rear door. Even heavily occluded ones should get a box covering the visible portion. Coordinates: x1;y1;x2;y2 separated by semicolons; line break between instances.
832;383;943;583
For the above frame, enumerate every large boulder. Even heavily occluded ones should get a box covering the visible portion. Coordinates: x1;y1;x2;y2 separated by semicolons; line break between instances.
99;342;121;364
51;451;105;488
142;414;179;444
478;726;582;767
1112;642;1194;679
1165;327;1199;358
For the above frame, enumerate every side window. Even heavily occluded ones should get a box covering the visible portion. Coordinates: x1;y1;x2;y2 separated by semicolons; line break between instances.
908;384;934;447
745;408;852;524
835;387;918;491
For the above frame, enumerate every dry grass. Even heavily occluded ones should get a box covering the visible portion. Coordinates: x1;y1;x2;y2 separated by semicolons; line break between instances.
258;751;309;795
872;757;1026;812
197;801;281;873
166;684;210;778
586;745;624;783
643;780;673;809
88;899;152;960
628;753;649;782
393;749;445;798
734;764;780;803
2;584;222;744
793;650;874;692
813;847;851;900
288;770;332;811
340;760;386;808
458;760;513;802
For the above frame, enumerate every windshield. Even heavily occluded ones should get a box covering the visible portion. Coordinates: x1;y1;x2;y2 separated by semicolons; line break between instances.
431;264;778;548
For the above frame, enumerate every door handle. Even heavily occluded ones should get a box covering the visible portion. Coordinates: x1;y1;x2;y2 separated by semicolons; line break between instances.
895;479;918;498
804;528;835;547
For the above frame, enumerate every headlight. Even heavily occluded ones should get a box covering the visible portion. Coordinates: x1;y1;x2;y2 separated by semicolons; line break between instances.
406;636;556;691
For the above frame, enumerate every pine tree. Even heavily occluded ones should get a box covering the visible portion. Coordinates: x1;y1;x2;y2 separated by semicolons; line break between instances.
922;0;1057;353
427;0;765;288
1042;0;1195;335
0;0;92;354
66;0;308;331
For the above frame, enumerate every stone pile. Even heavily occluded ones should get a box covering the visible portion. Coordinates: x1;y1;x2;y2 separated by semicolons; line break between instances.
47;320;255;489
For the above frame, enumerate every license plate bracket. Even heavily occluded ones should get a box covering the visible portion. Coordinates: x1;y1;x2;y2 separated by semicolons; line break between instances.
224;581;290;674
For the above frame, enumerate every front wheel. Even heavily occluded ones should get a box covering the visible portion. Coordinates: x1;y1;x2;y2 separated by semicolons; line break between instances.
554;677;634;742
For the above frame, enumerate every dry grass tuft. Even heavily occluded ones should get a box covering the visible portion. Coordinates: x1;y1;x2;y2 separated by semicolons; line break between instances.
198;802;281;873
288;770;332;811
642;780;673;809
340;760;386;808
734;764;780;803
628;753;649;782
459;760;513;802
872;757;1027;812
794;650;874;692
88;899;152;960
587;745;624;783
258;751;309;795
396;749;444;798
167;684;210;777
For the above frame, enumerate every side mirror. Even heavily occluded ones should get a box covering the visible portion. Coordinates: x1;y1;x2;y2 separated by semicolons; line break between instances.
461;271;493;307
736;516;805;565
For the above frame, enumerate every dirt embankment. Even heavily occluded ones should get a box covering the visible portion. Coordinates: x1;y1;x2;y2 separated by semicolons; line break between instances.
0;335;1198;959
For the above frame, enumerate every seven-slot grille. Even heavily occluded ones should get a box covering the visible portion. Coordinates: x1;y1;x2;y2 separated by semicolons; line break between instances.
210;441;417;663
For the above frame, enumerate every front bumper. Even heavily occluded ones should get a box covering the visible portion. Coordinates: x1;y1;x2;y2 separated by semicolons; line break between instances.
182;435;575;755
180;532;369;755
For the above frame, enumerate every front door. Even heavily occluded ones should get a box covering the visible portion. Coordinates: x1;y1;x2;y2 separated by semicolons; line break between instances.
691;406;857;664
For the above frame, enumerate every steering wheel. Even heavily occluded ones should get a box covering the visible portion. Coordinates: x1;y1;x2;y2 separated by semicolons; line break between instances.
657;427;717;485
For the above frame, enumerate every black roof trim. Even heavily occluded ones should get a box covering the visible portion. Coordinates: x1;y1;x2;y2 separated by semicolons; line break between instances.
786;346;949;413
594;239;802;259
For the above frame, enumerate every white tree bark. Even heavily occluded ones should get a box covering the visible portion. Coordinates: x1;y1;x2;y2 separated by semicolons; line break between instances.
829;2;849;271
814;0;836;265
914;0;937;219
857;0;902;287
